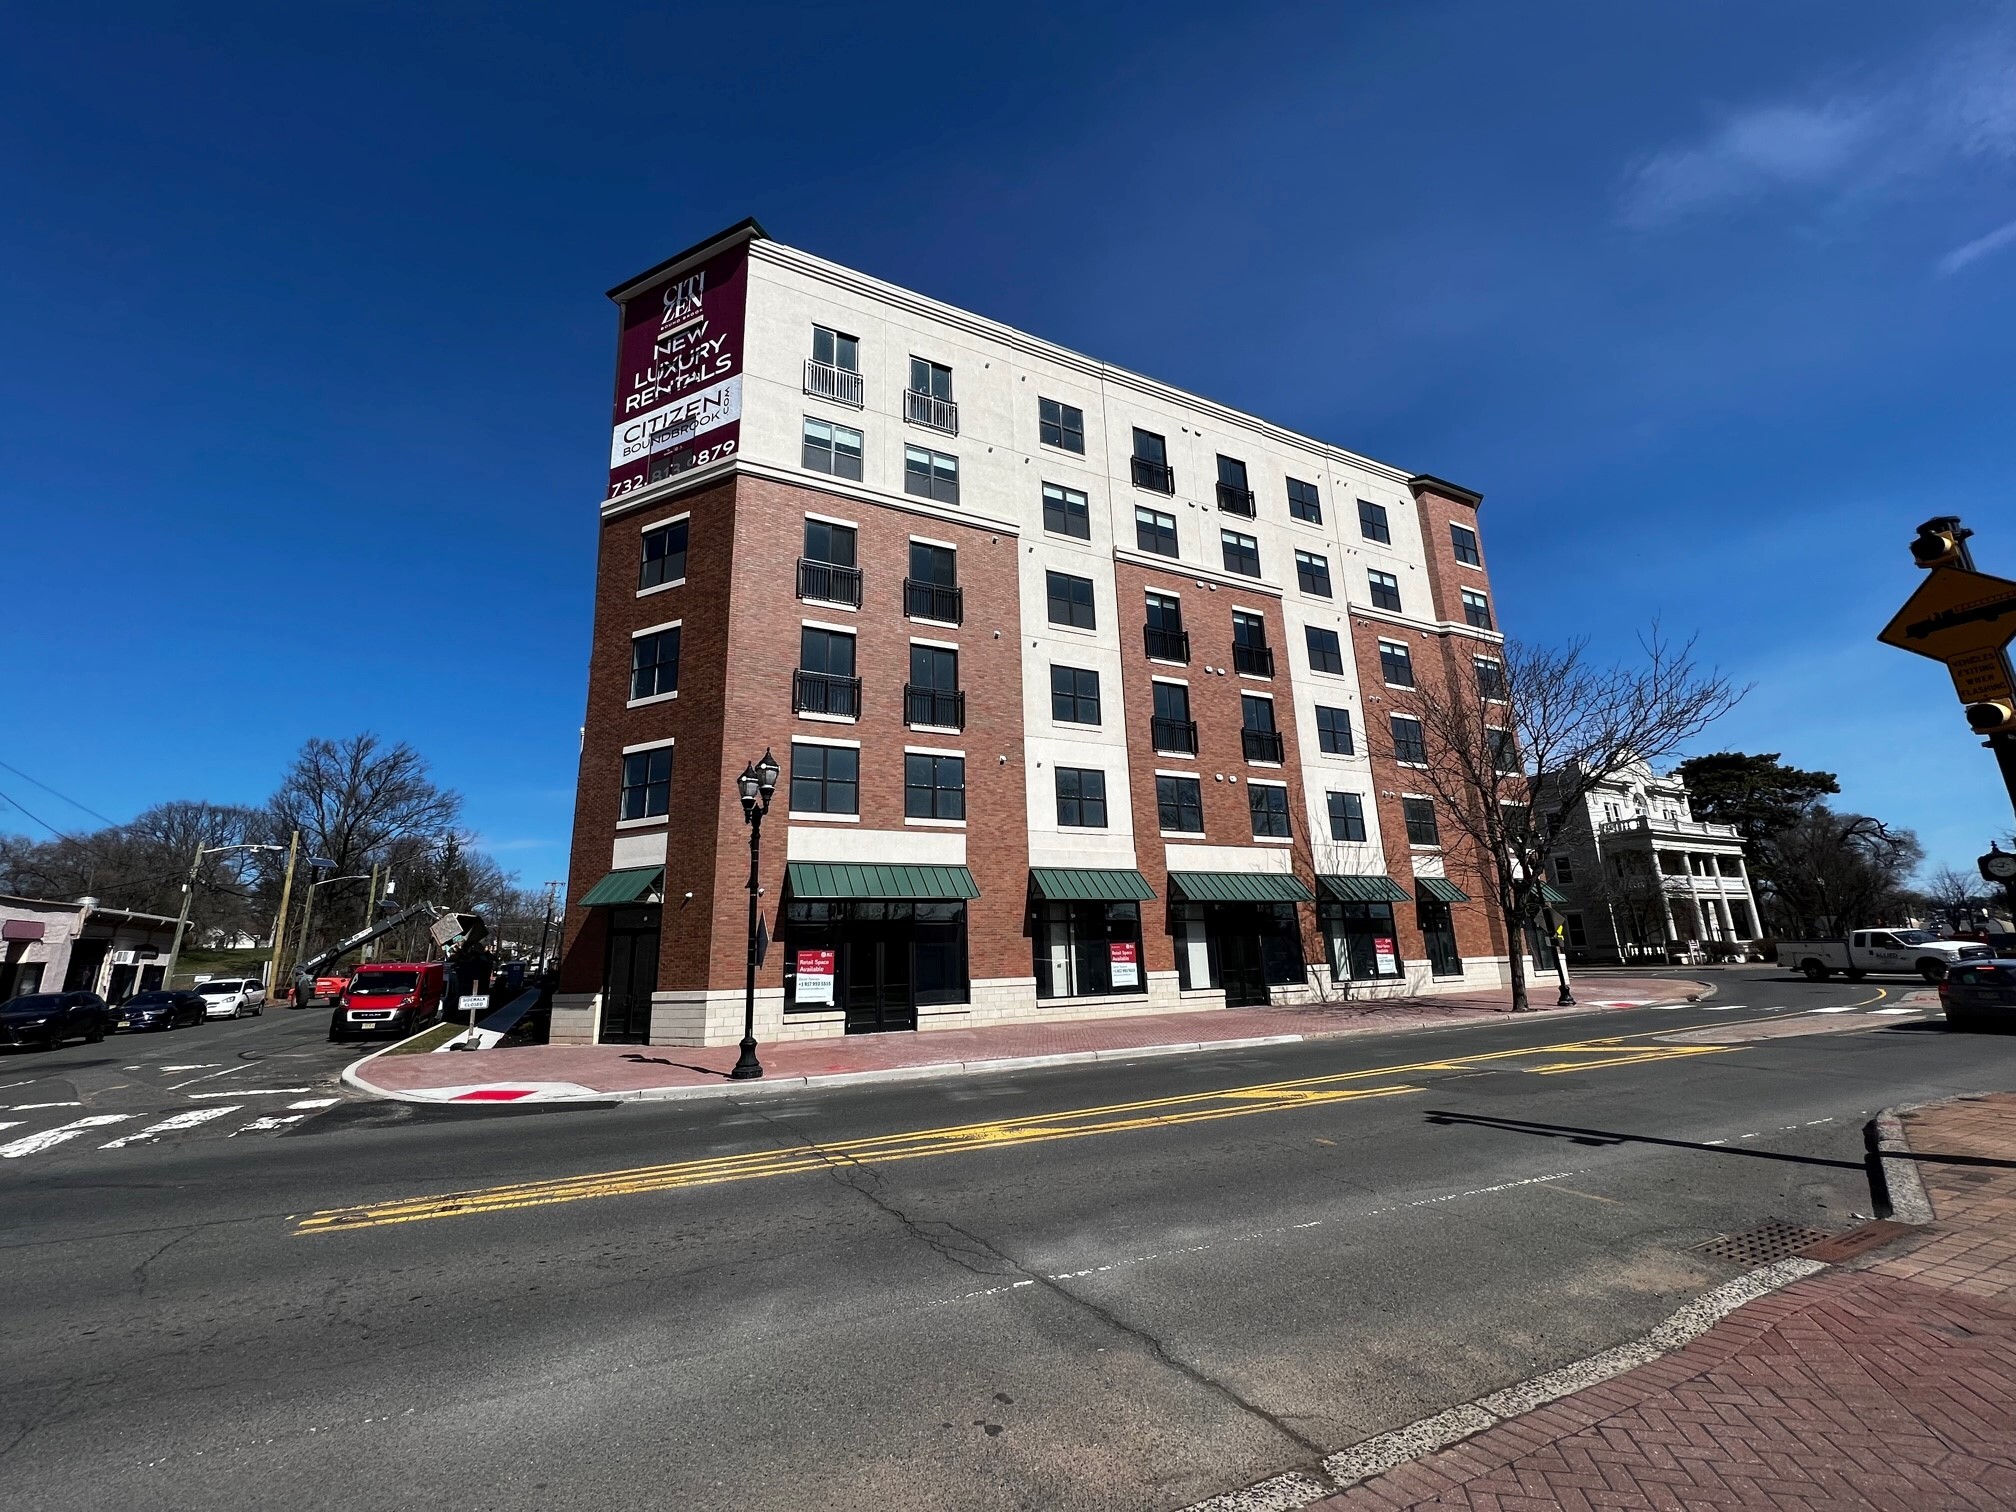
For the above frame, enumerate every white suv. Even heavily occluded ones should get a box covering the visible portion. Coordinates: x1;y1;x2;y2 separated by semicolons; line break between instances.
195;978;267;1018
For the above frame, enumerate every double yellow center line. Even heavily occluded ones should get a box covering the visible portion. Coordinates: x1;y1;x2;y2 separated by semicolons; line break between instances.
294;1033;1730;1235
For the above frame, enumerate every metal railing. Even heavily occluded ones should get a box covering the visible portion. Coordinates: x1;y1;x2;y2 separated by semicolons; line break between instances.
1598;816;1742;839
1151;716;1198;754
1130;456;1175;493
1143;625;1190;662
1216;483;1256;516
1232;642;1274;676
803;358;865;407
1241;728;1285;763
903;389;959;435
904;685;965;729
793;670;861;719
797;558;863;607
903;579;963;623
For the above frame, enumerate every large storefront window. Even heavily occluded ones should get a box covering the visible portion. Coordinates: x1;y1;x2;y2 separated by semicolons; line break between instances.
784;899;969;1032
1034;901;1145;999
1418;900;1462;977
1171;901;1304;1005
1322;901;1402;981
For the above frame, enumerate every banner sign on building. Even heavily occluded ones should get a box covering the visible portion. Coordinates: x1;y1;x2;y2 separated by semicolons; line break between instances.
795;948;835;1006
607;242;751;502
1108;941;1139;989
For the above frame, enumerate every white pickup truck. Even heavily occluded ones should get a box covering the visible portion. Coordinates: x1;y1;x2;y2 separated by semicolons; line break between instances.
1777;930;1993;983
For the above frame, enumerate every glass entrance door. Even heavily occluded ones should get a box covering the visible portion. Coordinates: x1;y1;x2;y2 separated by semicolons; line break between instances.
599;906;660;1044
1219;927;1269;1008
843;909;916;1034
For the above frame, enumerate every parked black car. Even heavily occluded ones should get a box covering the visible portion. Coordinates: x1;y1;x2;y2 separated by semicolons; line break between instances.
1939;960;2016;1032
0;991;111;1049
116;990;208;1032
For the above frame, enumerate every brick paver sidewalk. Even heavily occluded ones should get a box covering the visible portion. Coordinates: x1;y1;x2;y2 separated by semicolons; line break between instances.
1310;1092;2016;1511
356;977;1703;1100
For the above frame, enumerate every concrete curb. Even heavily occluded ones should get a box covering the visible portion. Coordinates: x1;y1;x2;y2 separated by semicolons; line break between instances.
1180;1255;1825;1512
1872;1102;1937;1226
336;1024;443;1100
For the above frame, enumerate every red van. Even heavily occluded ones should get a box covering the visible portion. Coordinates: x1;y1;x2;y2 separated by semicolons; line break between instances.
329;961;445;1041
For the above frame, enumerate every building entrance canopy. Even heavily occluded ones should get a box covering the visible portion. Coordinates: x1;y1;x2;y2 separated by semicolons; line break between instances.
1167;872;1316;904
784;862;980;900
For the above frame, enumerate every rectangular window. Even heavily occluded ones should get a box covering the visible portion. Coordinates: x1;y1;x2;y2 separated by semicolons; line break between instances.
1042;482;1090;539
1551;854;1575;884
1563;913;1588;949
1046;570;1096;630
1316;705;1354;755
1231;610;1272;675
1216;455;1254;515
1039;397;1086;453
905;542;960;622
1474;657;1505;700
638;519;688;590
1391;714;1427;765
799;518;862;607
1144;590;1187;661
1050;665;1101;725
1240;693;1282;763
1718;855;1744;877
799;625;855;677
629;626;681;701
1034;900;1144;999
1156;774;1204;833
1295;550;1333;597
909;357;953;400
1358;499;1391;544
1402;797;1440;846
1248;783;1291;839
812;325;859;372
1306;625;1345;675
1489;728;1519;774
906;644;961;728
1450;522;1482;566
1367;570;1402;612
904;445;960;504
1220;530;1260;577
790;742;859;815
1324;900;1401;980
1131;428;1174;492
1287;477;1322;523
1379;639;1414;686
619;747;672;821
1327;791;1367;842
903;753;965;821
802;417;864;480
1152;680;1196;753
1055;767;1108;828
803;518;856;567
1135;505;1178;557
1419;900;1461;976
1461;589;1493;630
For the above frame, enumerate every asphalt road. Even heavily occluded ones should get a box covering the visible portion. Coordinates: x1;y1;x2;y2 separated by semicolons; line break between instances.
4;967;2013;1512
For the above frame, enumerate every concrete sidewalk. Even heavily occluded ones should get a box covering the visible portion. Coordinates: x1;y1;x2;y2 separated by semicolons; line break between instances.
1209;1090;2016;1512
343;978;1707;1104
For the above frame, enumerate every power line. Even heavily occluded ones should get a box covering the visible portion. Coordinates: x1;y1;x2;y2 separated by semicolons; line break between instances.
0;758;125;830
0;785;88;844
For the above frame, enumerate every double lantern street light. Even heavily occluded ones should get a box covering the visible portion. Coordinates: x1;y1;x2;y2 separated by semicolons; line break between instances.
730;747;781;1082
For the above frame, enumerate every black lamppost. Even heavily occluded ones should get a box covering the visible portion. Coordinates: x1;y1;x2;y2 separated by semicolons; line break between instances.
730;747;781;1080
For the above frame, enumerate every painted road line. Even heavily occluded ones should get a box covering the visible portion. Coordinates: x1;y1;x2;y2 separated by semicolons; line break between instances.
187;1087;312;1098
156;1064;222;1072
296;1032;1737;1235
100;1108;237;1148
1870;1007;1923;1015
287;1098;340;1109
0;1115;133;1159
1807;1006;1859;1014
0;1121;21;1133
230;1114;308;1136
8;1101;83;1110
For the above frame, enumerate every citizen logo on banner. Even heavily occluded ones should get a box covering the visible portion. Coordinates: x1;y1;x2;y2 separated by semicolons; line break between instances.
613;376;742;468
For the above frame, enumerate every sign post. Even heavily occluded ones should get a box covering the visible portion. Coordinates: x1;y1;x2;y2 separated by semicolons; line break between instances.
459;992;489;1050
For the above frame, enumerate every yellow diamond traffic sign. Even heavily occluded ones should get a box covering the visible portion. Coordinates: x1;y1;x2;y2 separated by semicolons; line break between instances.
1878;567;2016;663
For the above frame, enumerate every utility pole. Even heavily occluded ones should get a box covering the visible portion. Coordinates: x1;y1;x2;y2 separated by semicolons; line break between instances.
535;879;558;973
363;861;380;939
268;830;301;993
163;841;204;991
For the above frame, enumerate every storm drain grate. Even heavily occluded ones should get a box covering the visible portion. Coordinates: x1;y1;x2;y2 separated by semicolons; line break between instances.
1695;1220;1833;1266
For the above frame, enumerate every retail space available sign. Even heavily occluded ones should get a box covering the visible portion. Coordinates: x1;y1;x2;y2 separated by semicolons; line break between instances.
1373;936;1399;976
607;242;750;501
1108;941;1139;989
795;948;836;1006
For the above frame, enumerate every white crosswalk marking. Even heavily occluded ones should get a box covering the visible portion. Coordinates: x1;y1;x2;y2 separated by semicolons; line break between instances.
0;1115;132;1158
230;1114;308;1136
188;1087;311;1099
99;1107;238;1148
0;1121;22;1133
287;1098;340;1109
8;1102;82;1110
1808;1006;1858;1014
1871;1007;1921;1015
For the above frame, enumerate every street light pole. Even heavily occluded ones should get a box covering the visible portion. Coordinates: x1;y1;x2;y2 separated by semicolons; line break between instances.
163;841;204;991
730;748;781;1081
269;831;301;993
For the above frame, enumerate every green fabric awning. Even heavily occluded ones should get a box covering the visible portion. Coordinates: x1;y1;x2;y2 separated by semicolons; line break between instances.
1415;877;1471;904
1167;871;1315;904
578;867;664;906
1029;868;1156;902
1318;874;1413;904
785;862;981;900
1540;883;1570;906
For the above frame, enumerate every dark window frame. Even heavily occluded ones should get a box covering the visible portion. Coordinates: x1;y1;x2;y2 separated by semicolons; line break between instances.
1134;505;1179;557
1055;766;1109;828
1248;782;1292;839
629;625;682;701
1402;796;1440;846
1156;774;1204;833
903;753;966;821
1379;639;1415;687
1315;704;1354;754
1220;529;1261;577
1295;550;1333;597
1046;570;1096;630
1461;588;1494;630
619;746;673;821
1039;397;1086;453
1450;522;1482;566
1327;791;1367;842
801;416;864;479
1390;713;1427;765
1049;664;1102;725
1357;499;1391;544
903;444;960;505
789;742;860;815
638;519;689;590
1306;625;1345;675
1367;569;1402;612
811;325;859;372
1287;477;1322;523
1042;482;1090;539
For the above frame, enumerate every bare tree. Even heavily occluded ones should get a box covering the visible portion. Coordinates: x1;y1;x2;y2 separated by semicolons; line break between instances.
0;801;263;939
1760;810;1923;936
1922;864;1989;933
1380;630;1742;1011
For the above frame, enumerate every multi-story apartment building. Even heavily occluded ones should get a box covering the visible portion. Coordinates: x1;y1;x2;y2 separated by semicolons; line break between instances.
1537;757;1761;965
554;219;1520;1046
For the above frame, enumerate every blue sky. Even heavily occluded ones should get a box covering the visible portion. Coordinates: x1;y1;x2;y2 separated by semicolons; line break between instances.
5;0;2015;889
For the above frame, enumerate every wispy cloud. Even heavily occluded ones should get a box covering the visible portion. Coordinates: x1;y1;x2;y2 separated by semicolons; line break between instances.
1618;21;2016;235
1936;215;2016;274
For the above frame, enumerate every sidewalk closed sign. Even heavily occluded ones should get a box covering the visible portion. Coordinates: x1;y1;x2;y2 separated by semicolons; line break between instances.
796;949;835;1005
1108;941;1139;988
